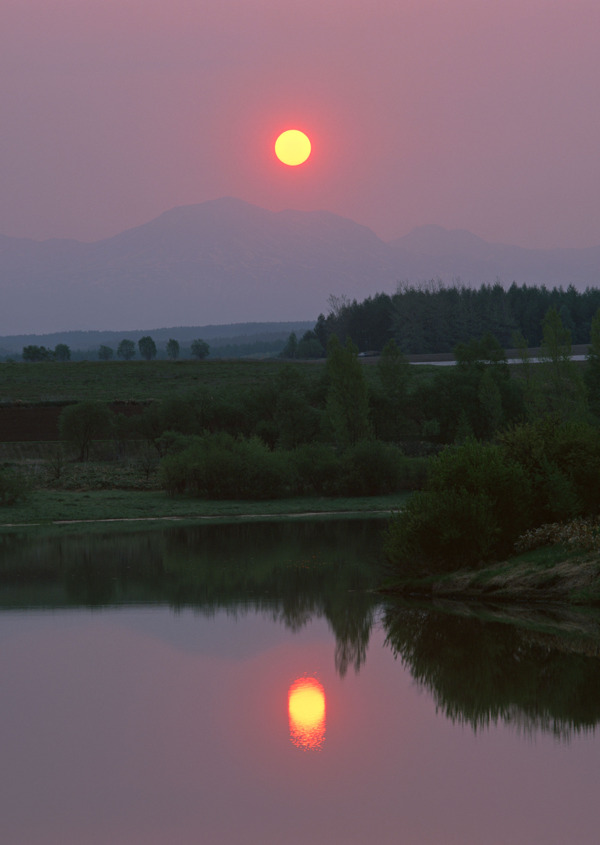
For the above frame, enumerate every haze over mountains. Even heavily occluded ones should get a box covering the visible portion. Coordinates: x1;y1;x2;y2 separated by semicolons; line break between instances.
1;197;600;335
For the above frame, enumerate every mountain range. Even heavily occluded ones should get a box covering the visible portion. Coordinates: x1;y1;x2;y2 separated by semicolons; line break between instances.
1;197;600;334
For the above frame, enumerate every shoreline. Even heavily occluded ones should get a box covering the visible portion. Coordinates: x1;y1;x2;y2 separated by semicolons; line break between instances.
385;545;600;606
0;489;408;533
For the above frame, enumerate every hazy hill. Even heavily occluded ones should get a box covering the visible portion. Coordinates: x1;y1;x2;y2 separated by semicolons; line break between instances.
0;198;397;334
0;321;314;356
1;197;600;334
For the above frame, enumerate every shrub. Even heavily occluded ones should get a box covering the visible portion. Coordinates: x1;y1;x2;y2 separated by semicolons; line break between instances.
385;439;531;573
499;418;600;522
339;440;404;496
385;487;500;574
0;467;29;506
159;433;295;500
291;443;342;496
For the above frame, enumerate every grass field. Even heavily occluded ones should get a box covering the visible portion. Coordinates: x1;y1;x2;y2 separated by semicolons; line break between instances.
0;359;330;403
0;489;409;532
0;357;443;404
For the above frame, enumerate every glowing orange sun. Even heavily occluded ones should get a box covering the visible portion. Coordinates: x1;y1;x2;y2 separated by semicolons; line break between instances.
275;129;311;166
288;677;326;750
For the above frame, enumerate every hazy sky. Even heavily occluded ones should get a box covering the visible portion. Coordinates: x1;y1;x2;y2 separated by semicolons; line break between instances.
3;0;600;248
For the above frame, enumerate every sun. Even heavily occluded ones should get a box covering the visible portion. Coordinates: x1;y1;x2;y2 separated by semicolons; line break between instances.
275;129;311;166
288;677;326;750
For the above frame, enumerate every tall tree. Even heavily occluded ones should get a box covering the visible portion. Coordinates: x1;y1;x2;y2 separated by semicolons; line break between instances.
296;330;324;359
117;339;136;360
372;339;411;441
511;330;543;418
539;307;586;419
585;308;600;418
98;345;114;360
54;343;71;361
59;401;113;461
280;332;298;359
166;338;180;360
325;335;371;447
138;336;157;361
190;339;210;359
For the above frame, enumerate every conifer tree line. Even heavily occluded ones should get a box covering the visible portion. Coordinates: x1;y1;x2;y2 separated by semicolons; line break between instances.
314;283;600;354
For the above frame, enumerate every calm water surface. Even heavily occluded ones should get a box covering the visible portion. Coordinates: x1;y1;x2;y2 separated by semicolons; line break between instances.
0;521;599;844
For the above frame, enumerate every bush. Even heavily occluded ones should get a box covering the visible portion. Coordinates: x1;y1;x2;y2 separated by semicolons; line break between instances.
159;433;295;500
291;443;342;496
395;456;429;490
0;467;29;506
499;418;600;522
386;488;500;575
385;439;532;573
132;399;201;453
339;440;404;496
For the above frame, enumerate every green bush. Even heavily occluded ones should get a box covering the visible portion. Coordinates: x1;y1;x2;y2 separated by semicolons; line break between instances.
499;418;600;522
396;456;429;490
339;440;404;496
291;443;342;496
428;439;531;539
385;488;501;574
385;439;531;572
0;467;30;506
386;420;600;576
159;433;294;500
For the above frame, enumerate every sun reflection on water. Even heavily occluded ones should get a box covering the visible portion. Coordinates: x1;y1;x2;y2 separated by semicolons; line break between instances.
288;677;326;751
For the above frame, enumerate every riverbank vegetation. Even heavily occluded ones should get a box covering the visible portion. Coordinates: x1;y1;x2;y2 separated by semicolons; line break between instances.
1;297;600;579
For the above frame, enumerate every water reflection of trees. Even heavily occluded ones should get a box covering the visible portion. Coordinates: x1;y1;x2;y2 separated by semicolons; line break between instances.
0;521;384;676
382;602;600;740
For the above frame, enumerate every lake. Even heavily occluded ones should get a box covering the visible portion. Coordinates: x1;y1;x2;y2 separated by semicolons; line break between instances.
1;519;599;844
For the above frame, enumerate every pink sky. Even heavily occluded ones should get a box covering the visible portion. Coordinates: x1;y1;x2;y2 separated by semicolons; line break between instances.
2;0;600;248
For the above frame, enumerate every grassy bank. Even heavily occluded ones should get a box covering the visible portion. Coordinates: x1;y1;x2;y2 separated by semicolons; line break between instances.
386;544;600;605
0;489;409;532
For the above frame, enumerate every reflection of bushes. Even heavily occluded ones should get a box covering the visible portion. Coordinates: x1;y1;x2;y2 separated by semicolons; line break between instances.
162;520;383;676
0;521;383;675
383;603;600;739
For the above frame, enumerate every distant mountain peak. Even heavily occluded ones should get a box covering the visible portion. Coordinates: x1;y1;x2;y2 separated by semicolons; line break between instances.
1;199;599;334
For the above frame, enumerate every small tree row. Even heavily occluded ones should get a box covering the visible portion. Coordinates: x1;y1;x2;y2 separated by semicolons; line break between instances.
22;344;70;361
99;337;210;360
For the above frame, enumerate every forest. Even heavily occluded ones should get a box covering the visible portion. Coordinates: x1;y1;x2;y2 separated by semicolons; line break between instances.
311;282;600;354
